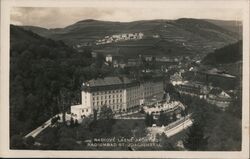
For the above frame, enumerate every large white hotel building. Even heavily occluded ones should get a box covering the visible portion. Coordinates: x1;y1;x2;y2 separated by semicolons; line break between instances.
71;76;164;119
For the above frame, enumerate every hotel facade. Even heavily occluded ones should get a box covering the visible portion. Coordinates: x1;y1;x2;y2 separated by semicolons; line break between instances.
71;76;164;119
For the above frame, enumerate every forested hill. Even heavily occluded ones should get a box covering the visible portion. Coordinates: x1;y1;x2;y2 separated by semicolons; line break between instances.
202;40;242;65
22;18;240;57
10;25;95;138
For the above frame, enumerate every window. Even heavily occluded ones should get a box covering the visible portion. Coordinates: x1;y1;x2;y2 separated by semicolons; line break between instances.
82;109;84;112
86;109;88;112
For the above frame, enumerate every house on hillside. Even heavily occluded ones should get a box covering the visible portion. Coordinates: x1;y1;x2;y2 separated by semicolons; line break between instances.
105;54;126;68
144;55;153;62
206;88;232;110
138;32;144;39
91;51;97;58
105;54;113;62
127;59;139;67
196;68;237;89
176;81;210;99
155;56;170;62
170;72;184;86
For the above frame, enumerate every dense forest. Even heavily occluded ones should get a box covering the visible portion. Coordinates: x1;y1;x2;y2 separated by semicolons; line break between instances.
180;92;242;151
10;25;113;139
202;40;242;65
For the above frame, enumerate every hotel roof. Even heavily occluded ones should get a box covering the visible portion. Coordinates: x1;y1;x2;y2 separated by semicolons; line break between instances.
84;76;133;87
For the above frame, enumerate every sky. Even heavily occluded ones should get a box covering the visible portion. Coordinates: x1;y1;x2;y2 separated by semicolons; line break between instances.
11;6;243;29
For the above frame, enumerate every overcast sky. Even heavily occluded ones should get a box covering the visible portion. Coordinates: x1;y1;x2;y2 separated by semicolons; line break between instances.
11;7;243;29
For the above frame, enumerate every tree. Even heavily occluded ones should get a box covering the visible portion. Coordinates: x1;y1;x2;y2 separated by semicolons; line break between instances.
25;136;35;149
99;105;113;120
158;110;166;126
158;132;175;150
226;90;242;119
165;83;180;101
172;113;177;122
149;114;154;126
93;109;98;121
58;138;79;150
183;121;208;151
145;113;154;127
145;113;150;127
70;117;74;127
181;109;186;117
140;107;145;114
74;119;79;127
10;135;25;149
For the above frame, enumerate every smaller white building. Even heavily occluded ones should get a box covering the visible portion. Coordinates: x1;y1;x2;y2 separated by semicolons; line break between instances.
144;100;185;115
105;54;112;62
71;104;92;119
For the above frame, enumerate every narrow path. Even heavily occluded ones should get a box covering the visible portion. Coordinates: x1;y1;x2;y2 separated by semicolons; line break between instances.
24;113;71;138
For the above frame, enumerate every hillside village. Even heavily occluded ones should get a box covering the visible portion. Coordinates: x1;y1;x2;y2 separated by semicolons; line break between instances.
95;32;144;45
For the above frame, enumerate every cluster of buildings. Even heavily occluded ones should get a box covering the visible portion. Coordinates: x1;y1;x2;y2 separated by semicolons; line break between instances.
170;70;234;110
185;67;237;90
71;76;165;119
177;81;233;110
95;32;144;45
103;54;180;71
143;93;185;115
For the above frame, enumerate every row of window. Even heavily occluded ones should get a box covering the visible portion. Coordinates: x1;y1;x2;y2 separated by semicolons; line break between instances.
94;104;123;110
93;99;123;106
92;90;123;95
93;94;122;101
127;95;140;101
82;109;89;113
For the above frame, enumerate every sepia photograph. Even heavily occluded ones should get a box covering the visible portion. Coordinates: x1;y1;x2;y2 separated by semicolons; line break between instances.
0;0;249;158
